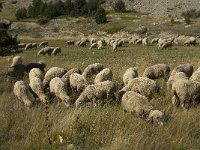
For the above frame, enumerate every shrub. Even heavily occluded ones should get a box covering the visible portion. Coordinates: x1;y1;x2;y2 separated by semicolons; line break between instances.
184;15;191;25
95;6;107;24
11;1;17;4
37;17;49;25
15;8;28;20
113;0;126;13
0;3;2;12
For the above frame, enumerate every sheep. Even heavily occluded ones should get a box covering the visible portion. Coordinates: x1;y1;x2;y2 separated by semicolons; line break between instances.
25;61;46;72
135;39;142;45
25;43;32;50
61;68;82;86
160;41;172;49
167;71;188;91
43;67;67;88
171;79;200;109
17;43;26;49
75;81;116;107
69;73;88;93
29;68;44;81
39;41;48;47
183;37;196;46
117;40;124;47
112;41;118;51
151;38;159;44
143;64;171;81
29;77;48;103
82;63;104;81
123;67;138;86
66;40;75;45
94;68;113;84
78;38;88;47
37;47;54;56
10;56;22;67
52;47;61;56
49;77;71;107
190;67;200;82
142;38;148;46
97;40;103;49
32;43;37;49
89;43;97;50
173;64;193;77
121;91;164;125
13;81;32;108
119;77;159;100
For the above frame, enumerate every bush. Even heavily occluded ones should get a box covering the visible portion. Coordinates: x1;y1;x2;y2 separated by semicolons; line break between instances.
184;15;191;25
15;8;28;20
37;17;49;25
11;1;17;4
113;0;126;13
182;9;200;19
0;2;3;12
95;6;107;24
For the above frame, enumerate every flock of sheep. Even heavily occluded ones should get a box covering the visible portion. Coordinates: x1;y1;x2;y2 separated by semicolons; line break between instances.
9;54;200;126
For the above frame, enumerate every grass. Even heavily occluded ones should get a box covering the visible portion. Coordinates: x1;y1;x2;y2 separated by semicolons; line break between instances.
1;40;200;149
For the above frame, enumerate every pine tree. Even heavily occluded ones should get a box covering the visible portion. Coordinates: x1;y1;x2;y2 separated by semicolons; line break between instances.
95;6;107;24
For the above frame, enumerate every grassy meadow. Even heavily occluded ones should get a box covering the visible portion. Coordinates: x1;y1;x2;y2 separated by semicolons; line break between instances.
1;40;200;150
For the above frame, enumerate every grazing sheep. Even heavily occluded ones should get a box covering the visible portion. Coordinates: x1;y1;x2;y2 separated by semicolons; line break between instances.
82;63;104;81
49;77;71;107
29;77;48;103
66;40;75;45
123;67;138;86
97;40;103;49
135;39;142;45
69;73;88;93
13;81;32;108
32;43;37;49
75;81;116;107
94;68;113;84
190;67;200;82
117;40;123;47
121;91;164;125
143;64;170;81
11;56;22;67
167;71;188;91
25;62;46;72
43;67;67;88
25;43;32;50
18;43;26;49
171;79;200;109
61;68;82;86
112;41;118;51
183;37;196;46
89;43;97;50
151;38;159;44
79;39;88;47
29;68;44;81
142;38;148;46
39;41;48;47
37;47;54;56
52;47;61;56
160;41;172;49
173;64;193;77
119;77;159;99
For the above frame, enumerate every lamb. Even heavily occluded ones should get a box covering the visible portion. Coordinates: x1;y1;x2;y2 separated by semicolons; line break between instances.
82;63;104;81
13;81;32;108
29;68;44;80
52;47;61;56
119;77;159;100
37;47;54;56
123;67;138;86
190;67;200;82
69;73;88;93
143;64;170;81
112;41;118;51
43;67;67;88
89;43;97;50
11;56;22;67
49;77;71;107
75;81;116;107
29;77;48;103
142;38;148;46
121;91;164;125
39;41;48;47
173;64;193;77
94;68;113;84
171;79;200;109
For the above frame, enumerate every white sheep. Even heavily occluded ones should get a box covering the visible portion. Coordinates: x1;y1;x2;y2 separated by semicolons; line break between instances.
119;77;159;99
97;40;103;49
135;39;142;45
25;43;32;50
121;91;164;125
143;64;171;81
75;81;116;107
52;47;61;56
39;41;48;47
43;67;67;88
29;68;44;81
37;47;54;56
49;77;71;107
142;37;148;46
94;68;113;84
151;38;159;44
82;63;104;81
190;67;200;82
69;73;88;93
32;43;37;49
123;67;138;86
183;37;196;46
13;80;32;108
171;79;200;109
89;43;97;50
18;43;26;49
160;41;172;49
29;77;48;103
11;56;22;67
112;41;118;51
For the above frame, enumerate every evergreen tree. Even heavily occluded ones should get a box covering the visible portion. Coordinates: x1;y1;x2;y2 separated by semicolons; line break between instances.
113;0;126;13
15;8;28;20
95;6;107;24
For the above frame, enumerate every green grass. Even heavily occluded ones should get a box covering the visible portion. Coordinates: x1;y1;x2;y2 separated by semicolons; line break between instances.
1;41;200;149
